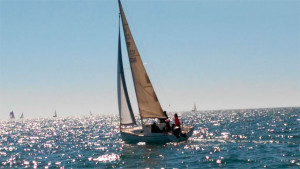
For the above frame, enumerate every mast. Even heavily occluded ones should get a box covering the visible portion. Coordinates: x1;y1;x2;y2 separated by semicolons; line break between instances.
118;0;167;120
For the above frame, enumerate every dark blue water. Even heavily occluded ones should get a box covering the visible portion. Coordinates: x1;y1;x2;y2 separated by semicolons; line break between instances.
1;107;299;168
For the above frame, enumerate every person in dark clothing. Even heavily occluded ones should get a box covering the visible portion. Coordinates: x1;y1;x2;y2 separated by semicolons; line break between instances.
151;122;161;133
158;111;168;122
158;111;171;132
165;119;171;132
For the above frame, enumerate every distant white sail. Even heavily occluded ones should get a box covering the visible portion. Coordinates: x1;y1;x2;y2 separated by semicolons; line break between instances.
192;104;197;112
53;110;57;117
20;112;24;119
118;24;136;125
118;0;166;119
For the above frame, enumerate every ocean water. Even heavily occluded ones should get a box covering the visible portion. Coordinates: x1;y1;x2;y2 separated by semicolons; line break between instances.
0;107;299;168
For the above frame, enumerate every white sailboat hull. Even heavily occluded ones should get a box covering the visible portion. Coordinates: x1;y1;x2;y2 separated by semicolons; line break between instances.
120;125;194;144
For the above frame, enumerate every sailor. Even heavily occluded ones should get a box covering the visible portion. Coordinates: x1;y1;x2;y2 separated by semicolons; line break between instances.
151;122;161;133
174;113;181;127
173;113;182;138
158;111;170;132
158;118;166;131
158;111;168;121
165;119;171;132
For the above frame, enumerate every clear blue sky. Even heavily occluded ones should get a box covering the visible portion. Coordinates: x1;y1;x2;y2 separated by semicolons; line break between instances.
0;0;299;119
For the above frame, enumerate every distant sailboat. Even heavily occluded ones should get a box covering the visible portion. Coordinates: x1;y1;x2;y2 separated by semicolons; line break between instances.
117;0;193;143
20;112;24;119
9;111;15;119
53;110;57;118
192;104;197;112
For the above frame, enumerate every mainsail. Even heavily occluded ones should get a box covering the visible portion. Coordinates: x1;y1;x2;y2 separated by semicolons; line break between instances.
20;112;24;119
117;20;136;125
118;0;167;119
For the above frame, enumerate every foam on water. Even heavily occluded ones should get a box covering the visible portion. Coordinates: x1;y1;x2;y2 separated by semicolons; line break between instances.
0;107;299;168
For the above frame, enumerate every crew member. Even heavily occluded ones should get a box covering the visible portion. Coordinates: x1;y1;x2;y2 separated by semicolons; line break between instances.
174;113;181;127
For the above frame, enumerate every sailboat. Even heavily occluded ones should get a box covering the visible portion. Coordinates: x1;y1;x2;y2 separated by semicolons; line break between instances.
192;104;197;113
53;110;57;118
20;112;24;119
117;0;193;143
9;111;15;119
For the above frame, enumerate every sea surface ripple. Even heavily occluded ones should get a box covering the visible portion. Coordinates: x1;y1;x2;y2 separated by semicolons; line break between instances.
0;107;299;168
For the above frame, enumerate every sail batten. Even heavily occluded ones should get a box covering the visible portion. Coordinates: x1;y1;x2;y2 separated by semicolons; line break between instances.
118;0;167;119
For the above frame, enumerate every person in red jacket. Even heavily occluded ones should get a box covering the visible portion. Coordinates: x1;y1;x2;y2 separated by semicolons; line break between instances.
173;113;182;138
174;113;181;127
